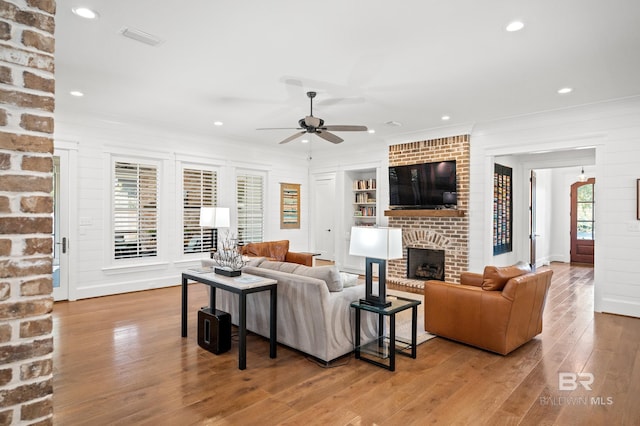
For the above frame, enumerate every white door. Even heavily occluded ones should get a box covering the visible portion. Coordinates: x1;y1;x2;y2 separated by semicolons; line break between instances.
313;176;335;260
53;150;69;301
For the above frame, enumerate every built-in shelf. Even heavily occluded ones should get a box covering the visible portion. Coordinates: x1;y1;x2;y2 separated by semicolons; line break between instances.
384;209;465;217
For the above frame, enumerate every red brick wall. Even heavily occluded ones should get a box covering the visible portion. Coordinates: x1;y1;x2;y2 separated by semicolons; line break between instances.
387;135;470;287
0;0;56;424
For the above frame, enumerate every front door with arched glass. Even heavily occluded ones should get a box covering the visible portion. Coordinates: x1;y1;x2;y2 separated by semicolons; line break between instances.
570;178;595;264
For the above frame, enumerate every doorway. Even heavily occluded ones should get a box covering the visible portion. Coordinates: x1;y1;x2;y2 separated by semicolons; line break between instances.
53;149;70;300
570;178;595;264
312;175;336;260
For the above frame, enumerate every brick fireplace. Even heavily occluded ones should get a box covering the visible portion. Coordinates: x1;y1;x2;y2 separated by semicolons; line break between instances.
386;135;470;289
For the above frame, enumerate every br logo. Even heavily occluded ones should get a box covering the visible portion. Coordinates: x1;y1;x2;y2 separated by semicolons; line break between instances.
558;372;594;391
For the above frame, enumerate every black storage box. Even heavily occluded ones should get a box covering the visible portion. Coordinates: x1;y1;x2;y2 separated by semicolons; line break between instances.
197;307;231;354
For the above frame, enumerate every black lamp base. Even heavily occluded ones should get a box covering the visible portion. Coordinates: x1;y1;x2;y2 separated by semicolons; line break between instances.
363;257;392;308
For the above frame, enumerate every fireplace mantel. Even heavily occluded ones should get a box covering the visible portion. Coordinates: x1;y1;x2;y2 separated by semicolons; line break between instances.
384;209;465;218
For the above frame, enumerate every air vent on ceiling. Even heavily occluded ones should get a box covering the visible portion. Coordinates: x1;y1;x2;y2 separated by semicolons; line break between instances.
120;27;163;47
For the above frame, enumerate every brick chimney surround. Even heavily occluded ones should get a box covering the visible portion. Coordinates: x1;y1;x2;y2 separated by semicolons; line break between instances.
386;135;470;289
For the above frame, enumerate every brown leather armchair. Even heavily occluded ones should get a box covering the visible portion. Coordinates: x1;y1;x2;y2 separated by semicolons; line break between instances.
424;263;553;355
239;240;313;266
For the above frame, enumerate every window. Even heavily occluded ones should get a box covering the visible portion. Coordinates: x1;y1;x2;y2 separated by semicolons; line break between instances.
183;167;217;254
576;183;594;240
236;172;264;244
113;161;158;259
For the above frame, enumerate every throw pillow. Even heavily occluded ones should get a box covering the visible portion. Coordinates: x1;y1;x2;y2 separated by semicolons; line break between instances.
258;260;299;274
293;265;343;292
481;262;531;291
340;272;360;288
257;261;343;292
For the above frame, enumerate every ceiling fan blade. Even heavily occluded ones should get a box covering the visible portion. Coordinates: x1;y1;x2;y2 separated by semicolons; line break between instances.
279;131;306;144
257;127;302;130
316;130;343;144
323;125;368;132
304;116;321;128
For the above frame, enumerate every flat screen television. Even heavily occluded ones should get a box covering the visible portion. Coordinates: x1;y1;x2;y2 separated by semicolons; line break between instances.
389;160;457;209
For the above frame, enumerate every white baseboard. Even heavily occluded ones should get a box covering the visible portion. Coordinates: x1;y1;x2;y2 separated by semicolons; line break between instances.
73;275;179;300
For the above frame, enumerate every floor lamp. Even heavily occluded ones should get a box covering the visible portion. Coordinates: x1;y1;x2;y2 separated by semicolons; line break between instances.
199;207;230;257
349;226;403;308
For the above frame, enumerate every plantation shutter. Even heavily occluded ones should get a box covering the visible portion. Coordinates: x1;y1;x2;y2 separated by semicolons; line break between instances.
183;168;217;254
236;173;264;244
113;161;158;259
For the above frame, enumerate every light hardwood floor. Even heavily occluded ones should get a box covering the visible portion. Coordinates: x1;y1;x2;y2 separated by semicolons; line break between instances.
52;263;640;425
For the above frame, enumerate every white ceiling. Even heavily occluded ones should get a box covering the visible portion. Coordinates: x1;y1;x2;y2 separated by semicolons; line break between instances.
55;0;640;153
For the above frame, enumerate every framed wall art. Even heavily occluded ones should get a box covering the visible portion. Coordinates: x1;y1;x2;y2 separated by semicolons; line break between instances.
280;183;300;229
493;163;513;255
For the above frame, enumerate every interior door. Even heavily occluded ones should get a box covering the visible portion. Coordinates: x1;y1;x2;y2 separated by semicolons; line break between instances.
571;178;595;264
53;150;70;300
313;176;335;260
529;170;537;269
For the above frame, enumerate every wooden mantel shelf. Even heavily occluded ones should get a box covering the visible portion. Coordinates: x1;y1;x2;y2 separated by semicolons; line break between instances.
384;209;465;218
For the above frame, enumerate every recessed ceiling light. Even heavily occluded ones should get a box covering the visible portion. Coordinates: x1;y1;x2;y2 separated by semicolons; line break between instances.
70;91;84;97
385;121;402;127
72;7;99;19
557;87;573;94
368;129;375;134
441;115;451;121
213;121;223;126
301;139;309;144
506;21;524;32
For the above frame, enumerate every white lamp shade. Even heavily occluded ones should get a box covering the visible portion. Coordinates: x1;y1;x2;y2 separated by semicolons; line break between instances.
349;227;403;260
199;207;230;228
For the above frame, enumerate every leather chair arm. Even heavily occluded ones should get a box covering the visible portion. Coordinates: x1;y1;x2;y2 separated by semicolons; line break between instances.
460;272;483;287
285;251;313;267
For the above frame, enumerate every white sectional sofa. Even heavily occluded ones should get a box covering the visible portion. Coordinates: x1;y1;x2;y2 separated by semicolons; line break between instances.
206;258;378;363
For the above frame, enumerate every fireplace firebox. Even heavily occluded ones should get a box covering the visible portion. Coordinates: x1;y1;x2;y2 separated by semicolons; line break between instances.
407;248;444;281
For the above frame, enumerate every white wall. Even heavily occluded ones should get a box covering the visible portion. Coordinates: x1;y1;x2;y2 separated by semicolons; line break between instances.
313;96;640;318
55;118;309;300
57;96;640;317
468;97;640;317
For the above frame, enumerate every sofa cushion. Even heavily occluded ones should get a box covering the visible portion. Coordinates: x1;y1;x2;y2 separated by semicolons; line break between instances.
481;262;531;291
258;260;343;292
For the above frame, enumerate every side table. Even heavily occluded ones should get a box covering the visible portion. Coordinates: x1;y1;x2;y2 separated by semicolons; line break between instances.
182;270;277;370
351;295;421;371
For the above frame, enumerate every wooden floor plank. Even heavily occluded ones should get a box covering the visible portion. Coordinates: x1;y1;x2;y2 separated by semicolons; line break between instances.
52;263;640;424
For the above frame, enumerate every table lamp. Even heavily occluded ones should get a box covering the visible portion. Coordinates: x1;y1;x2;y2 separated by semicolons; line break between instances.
199;207;230;257
349;226;403;307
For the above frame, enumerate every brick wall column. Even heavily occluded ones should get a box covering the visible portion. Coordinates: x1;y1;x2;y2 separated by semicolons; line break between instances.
387;135;470;287
0;0;56;424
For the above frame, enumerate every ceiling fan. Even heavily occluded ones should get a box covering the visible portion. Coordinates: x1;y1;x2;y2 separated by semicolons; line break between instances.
258;91;368;144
